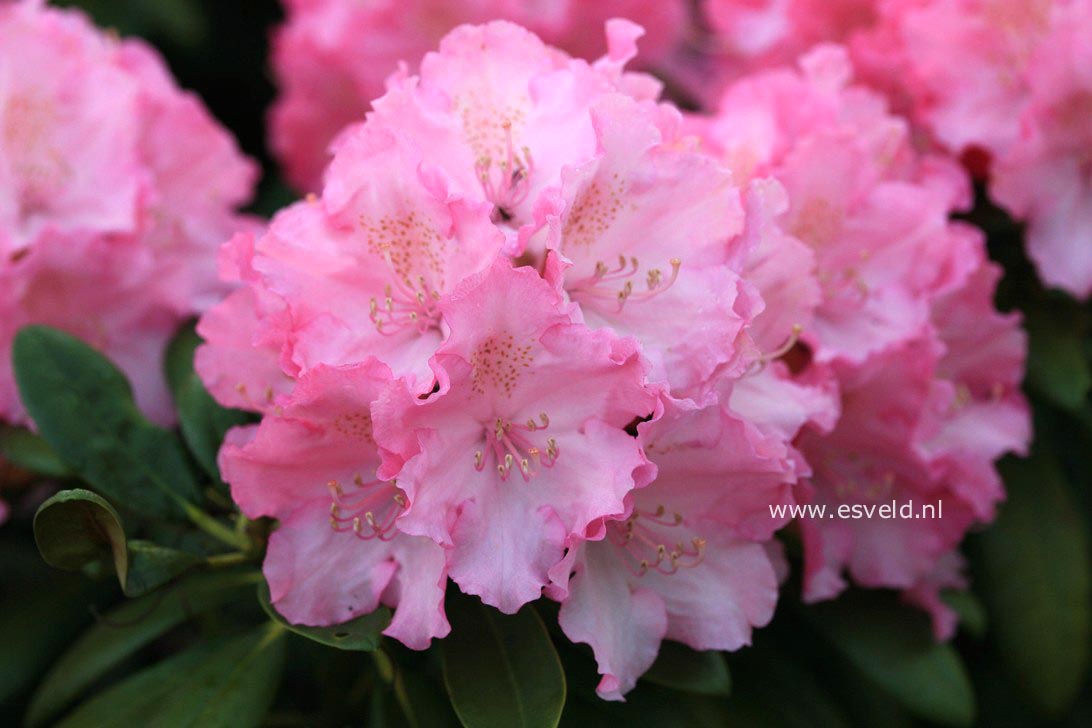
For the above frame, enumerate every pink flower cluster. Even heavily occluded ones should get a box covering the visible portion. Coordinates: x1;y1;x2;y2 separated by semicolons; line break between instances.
269;0;688;192
0;0;257;424
203;22;1028;697
693;44;1030;637
688;0;1092;297
274;0;1092;297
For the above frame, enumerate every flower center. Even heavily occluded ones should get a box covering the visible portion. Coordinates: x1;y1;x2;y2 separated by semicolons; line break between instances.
368;276;442;336
567;255;681;312
327;475;407;541
607;504;706;576
474;414;559;481
360;211;449;335
476;120;534;223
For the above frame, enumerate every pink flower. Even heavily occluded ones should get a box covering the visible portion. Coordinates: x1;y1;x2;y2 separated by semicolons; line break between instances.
549;394;798;699
796;251;1029;624
366;20;653;253
219;360;450;649
535;94;759;393
990;0;1092;297
373;260;659;613
197;125;502;403
797;340;979;602
0;0;256;425
270;0;685;191
698;45;979;365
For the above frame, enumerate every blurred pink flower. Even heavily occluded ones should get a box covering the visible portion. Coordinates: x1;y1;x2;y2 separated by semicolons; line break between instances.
0;0;257;425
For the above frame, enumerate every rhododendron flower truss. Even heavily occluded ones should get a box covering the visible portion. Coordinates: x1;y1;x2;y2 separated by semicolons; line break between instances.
374;261;659;614
0;0;256;425
551;394;798;699
219;360;449;649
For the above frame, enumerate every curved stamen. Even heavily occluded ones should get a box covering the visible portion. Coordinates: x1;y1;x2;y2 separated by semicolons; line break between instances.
744;323;803;378
474;413;558;482
607;505;706;576
328;475;407;541
568;256;681;312
476;120;534;223
368;269;443;336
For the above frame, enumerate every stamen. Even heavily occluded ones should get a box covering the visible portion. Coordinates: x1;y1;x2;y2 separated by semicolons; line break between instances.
568;257;682;312
359;223;445;336
475;414;559;482
607;505;706;576
327;476;406;541
744;323;803;377
476;120;534;223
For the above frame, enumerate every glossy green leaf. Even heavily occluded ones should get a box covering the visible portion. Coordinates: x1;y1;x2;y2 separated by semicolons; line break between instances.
26;569;261;726
120;540;203;597
442;593;566;728
641;641;731;696
33;489;128;581
808;591;975;726
57;623;285;728
165;323;252;481
13;326;201;518
0;426;70;477
258;579;390;651
972;453;1091;716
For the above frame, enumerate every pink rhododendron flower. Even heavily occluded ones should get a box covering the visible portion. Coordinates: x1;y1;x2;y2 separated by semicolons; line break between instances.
855;0;1092;296
990;0;1092;297
0;0;256;425
549;393;798;699
270;0;686;191
691;44;1029;633
535;93;758;392
796;252;1027;637
697;45;978;365
374;261;659;613
220;360;450;648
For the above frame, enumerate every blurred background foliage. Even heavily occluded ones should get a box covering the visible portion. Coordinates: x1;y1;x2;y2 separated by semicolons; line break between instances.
1;1;1090;726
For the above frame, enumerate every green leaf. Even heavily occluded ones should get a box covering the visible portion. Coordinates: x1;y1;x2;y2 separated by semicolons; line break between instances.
26;569;261;726
0;426;70;477
641;641;731;696
940;589;988;639
34;489;128;582
971;453;1091;716
32;488;201;597
121;540;203;597
13;325;201;518
442;592;566;728
807;591;975;726
165;323;252;481
0;570;102;704
57;623;285;728
1026;305;1091;411
257;578;390;651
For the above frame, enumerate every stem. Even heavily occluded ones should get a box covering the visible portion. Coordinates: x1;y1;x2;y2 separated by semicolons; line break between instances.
206;551;251;568
183;502;249;550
